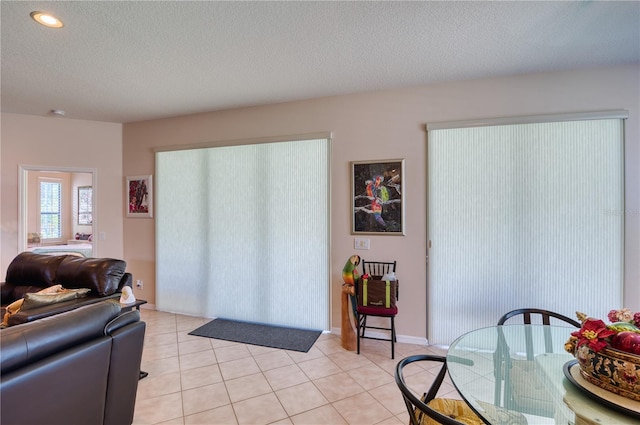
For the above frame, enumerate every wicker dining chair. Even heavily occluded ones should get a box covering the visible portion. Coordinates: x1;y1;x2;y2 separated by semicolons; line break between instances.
396;354;528;425
396;354;483;425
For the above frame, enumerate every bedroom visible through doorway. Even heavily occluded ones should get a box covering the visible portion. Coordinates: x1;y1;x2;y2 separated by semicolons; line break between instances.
18;166;96;258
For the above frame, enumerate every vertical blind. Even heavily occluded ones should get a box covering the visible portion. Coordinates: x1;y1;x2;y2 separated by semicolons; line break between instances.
427;118;624;345
155;137;330;330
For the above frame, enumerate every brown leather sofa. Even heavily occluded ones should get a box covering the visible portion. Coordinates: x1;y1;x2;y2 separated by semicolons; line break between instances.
1;252;132;326
0;300;146;425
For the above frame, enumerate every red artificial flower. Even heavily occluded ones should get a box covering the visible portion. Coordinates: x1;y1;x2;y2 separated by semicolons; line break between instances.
571;318;616;352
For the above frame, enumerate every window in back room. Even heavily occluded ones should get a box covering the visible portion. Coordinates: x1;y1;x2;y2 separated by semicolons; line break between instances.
39;179;62;241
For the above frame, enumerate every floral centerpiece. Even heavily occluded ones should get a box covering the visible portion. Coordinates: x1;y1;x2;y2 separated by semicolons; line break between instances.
565;308;640;401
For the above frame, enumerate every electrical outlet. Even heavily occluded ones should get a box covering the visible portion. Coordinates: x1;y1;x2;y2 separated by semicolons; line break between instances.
354;238;370;250
136;279;143;290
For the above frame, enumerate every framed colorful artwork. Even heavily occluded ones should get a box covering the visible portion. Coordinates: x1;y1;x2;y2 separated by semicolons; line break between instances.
351;159;404;235
126;175;153;218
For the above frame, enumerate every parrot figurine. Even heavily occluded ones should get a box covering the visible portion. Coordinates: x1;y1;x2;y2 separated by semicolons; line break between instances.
342;255;361;321
342;255;361;286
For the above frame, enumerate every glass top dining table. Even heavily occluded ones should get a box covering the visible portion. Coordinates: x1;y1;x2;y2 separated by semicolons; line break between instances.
446;325;639;425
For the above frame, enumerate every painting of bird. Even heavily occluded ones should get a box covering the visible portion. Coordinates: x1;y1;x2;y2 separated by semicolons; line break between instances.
352;160;403;233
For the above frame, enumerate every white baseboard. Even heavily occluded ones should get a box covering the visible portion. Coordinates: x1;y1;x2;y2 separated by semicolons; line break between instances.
331;326;428;346
143;307;429;345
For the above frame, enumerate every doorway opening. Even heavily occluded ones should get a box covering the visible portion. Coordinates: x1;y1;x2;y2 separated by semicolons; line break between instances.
18;165;97;257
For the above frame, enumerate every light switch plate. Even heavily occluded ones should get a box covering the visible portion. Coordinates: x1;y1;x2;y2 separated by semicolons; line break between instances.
354;237;370;250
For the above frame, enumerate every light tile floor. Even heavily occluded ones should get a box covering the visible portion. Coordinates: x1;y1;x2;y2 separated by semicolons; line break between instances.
133;308;461;425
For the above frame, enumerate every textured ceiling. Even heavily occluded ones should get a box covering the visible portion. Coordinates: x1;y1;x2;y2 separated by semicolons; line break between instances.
2;1;639;124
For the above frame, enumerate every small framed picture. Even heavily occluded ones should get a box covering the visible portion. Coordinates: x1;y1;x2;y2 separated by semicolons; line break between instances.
126;175;153;218
351;159;404;235
77;186;93;225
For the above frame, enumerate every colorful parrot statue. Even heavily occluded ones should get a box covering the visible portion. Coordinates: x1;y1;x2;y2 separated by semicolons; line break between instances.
342;255;361;321
342;255;361;286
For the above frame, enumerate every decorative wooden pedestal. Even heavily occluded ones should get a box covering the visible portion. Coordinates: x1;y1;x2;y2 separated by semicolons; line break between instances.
341;284;357;351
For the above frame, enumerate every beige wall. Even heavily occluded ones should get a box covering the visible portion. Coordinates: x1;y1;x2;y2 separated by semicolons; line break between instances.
1;65;637;341
123;65;639;341
1;114;124;270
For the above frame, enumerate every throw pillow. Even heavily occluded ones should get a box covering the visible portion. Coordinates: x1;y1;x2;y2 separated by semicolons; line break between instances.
38;284;63;294
1;285;64;327
22;288;91;311
4;298;24;315
0;299;24;328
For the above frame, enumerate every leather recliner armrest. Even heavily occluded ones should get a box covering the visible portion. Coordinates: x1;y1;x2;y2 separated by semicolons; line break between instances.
104;309;140;335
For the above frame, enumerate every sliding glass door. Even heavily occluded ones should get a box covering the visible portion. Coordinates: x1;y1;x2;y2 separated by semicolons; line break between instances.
156;137;330;330
427;116;625;345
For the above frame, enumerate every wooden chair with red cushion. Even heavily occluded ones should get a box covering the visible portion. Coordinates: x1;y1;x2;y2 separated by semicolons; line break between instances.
356;259;397;358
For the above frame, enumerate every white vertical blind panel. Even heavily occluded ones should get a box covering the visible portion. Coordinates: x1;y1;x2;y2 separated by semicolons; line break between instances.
428;120;623;345
156;150;210;313
156;139;329;330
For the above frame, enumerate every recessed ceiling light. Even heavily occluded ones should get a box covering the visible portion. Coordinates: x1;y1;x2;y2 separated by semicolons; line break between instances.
30;11;64;28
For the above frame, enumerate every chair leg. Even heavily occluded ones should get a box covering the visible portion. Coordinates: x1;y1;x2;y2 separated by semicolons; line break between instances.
356;312;361;355
391;316;395;359
356;313;396;359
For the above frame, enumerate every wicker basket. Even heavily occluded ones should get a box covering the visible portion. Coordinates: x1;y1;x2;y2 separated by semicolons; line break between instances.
575;344;640;401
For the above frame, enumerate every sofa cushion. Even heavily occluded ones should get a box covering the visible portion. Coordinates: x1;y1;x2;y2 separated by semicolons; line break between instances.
4;252;67;288
2;285;67;327
56;256;126;296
